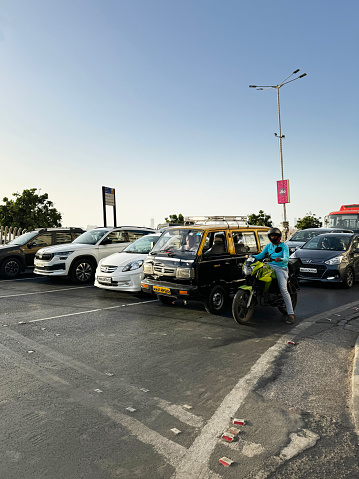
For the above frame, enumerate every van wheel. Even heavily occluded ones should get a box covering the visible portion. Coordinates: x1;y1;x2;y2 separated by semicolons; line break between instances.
1;257;22;279
70;259;95;284
278;292;298;315
232;290;255;324
204;285;227;314
342;267;354;289
157;295;175;305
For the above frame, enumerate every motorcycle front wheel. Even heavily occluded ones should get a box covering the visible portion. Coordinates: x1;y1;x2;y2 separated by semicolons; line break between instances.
278;291;298;315
232;290;255;324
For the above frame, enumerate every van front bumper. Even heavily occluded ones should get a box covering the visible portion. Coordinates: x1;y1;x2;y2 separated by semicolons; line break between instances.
141;278;198;299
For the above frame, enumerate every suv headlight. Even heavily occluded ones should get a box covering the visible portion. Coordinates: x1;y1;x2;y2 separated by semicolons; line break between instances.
122;260;144;272
143;262;154;274
325;256;343;265
176;267;193;279
53;251;74;259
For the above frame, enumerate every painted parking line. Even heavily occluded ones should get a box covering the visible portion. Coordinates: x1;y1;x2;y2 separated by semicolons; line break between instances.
1;276;44;282
0;285;93;299
28;299;158;323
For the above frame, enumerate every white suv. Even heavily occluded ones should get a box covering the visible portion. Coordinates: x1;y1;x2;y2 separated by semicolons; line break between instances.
34;226;155;283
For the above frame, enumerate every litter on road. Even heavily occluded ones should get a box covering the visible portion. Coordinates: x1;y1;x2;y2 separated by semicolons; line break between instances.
219;457;234;467
126;407;136;413
171;428;182;435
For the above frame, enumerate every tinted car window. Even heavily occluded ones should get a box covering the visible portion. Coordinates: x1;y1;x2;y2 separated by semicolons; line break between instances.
55;232;73;244
290;230;323;242
31;233;53;247
258;231;269;250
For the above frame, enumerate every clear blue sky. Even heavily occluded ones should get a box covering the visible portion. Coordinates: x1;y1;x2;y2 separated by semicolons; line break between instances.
1;0;358;229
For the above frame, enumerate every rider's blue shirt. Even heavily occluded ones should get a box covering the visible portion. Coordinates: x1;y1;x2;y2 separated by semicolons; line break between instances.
252;241;289;268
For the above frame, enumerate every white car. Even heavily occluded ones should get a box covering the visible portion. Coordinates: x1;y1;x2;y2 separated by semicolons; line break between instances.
34;226;155;283
94;233;161;292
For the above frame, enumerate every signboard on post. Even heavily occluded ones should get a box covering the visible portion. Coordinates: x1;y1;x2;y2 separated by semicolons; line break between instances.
277;180;290;204
102;186;117;227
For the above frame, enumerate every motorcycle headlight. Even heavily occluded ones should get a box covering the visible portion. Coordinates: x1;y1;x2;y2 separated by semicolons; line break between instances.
176;267;193;279
122;260;144;272
143;262;154;274
53;251;74;259
325;256;343;265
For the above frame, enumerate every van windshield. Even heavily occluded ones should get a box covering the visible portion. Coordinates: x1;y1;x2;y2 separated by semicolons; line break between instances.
151;229;203;256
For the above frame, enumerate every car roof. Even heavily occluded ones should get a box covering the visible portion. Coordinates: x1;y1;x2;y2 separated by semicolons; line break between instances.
33;227;84;232
93;226;155;231
311;232;355;237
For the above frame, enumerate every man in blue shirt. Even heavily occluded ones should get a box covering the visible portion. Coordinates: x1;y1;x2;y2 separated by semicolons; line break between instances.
252;228;295;324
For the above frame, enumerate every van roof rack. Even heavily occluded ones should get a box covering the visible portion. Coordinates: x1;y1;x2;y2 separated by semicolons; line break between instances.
184;216;249;227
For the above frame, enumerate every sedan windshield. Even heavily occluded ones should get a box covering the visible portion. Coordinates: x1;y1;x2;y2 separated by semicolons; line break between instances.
151;229;203;255
290;230;326;242
73;229;108;245
7;231;38;245
124;235;160;254
302;235;350;251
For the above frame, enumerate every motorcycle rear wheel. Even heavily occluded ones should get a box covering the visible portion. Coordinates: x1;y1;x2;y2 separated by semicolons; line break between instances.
278;291;298;315
232;290;255;324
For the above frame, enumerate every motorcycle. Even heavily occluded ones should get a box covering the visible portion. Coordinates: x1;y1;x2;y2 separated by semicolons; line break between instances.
232;248;300;324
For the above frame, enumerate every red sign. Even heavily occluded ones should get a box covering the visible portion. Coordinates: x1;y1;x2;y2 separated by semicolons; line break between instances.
277;180;290;204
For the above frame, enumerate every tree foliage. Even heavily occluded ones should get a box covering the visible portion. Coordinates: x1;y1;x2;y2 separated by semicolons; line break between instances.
295;213;322;230
248;210;273;227
0;189;62;229
164;213;184;224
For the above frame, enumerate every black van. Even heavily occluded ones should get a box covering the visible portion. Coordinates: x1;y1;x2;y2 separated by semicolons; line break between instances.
141;217;270;314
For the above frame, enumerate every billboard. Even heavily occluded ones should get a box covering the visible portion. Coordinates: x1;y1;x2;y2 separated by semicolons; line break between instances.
277;180;290;204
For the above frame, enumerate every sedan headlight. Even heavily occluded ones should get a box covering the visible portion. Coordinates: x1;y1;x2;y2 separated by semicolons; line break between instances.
176;267;193;279
325;256;343;265
53;251;74;259
289;252;297;258
143;262;154;274
122;260;144;272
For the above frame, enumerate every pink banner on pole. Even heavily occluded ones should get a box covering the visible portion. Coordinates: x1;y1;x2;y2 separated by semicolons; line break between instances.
277;180;290;204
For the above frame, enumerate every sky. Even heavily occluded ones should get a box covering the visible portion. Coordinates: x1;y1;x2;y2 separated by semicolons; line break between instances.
0;0;358;230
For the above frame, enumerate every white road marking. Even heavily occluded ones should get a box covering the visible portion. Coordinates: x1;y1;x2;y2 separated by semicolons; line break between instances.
154;397;204;428
1;276;44;282
28;299;158;323
0;285;92;298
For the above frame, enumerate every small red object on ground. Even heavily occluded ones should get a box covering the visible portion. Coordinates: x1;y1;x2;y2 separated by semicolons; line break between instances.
233;418;245;425
219;457;234;467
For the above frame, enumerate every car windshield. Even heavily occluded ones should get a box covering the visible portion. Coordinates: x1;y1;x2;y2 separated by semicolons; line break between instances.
124;235;160;254
290;230;326;242
151;229;203;255
302;235;350;251
7;231;38;245
72;229;108;245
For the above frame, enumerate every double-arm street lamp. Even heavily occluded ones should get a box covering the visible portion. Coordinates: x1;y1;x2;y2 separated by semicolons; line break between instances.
249;69;307;239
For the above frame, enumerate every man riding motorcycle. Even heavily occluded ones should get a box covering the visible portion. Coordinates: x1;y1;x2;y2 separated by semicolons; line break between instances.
252;227;295;324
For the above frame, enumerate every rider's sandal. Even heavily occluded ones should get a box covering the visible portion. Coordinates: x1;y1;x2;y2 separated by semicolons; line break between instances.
285;315;295;325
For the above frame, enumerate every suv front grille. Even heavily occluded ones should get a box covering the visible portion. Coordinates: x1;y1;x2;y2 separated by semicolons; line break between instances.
36;253;53;260
100;265;117;273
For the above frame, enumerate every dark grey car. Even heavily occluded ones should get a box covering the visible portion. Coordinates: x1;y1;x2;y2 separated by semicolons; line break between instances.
286;227;353;254
290;233;359;288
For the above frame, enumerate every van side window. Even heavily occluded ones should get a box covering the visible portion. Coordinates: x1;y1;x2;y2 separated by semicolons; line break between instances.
55;232;72;244
31;232;53;247
257;231;269;251
203;231;227;255
233;231;258;253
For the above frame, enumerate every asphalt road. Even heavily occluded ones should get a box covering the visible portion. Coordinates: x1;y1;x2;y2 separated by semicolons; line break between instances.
1;274;359;479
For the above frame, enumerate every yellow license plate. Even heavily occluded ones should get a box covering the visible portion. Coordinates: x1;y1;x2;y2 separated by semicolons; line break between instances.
153;286;171;294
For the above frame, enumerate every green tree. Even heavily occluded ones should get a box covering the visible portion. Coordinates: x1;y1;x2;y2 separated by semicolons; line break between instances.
295;212;322;230
248;210;273;227
164;213;184;224
0;188;62;229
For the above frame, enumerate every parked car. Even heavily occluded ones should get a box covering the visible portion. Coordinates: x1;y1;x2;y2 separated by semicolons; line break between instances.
141;216;270;314
0;227;85;279
94;232;161;292
286;227;353;254
34;226;155;284
290;233;359;288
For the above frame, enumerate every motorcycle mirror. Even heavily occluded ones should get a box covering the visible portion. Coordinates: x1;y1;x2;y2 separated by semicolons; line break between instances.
275;247;282;253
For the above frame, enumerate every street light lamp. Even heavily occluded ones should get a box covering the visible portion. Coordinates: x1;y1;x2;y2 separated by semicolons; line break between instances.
249;69;307;239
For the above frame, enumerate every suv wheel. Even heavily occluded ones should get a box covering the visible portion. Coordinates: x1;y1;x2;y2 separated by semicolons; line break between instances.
204;285;227;314
1;258;22;279
70;259;95;284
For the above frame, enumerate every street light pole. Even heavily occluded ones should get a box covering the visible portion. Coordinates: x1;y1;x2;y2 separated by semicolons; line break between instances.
249;69;307;239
